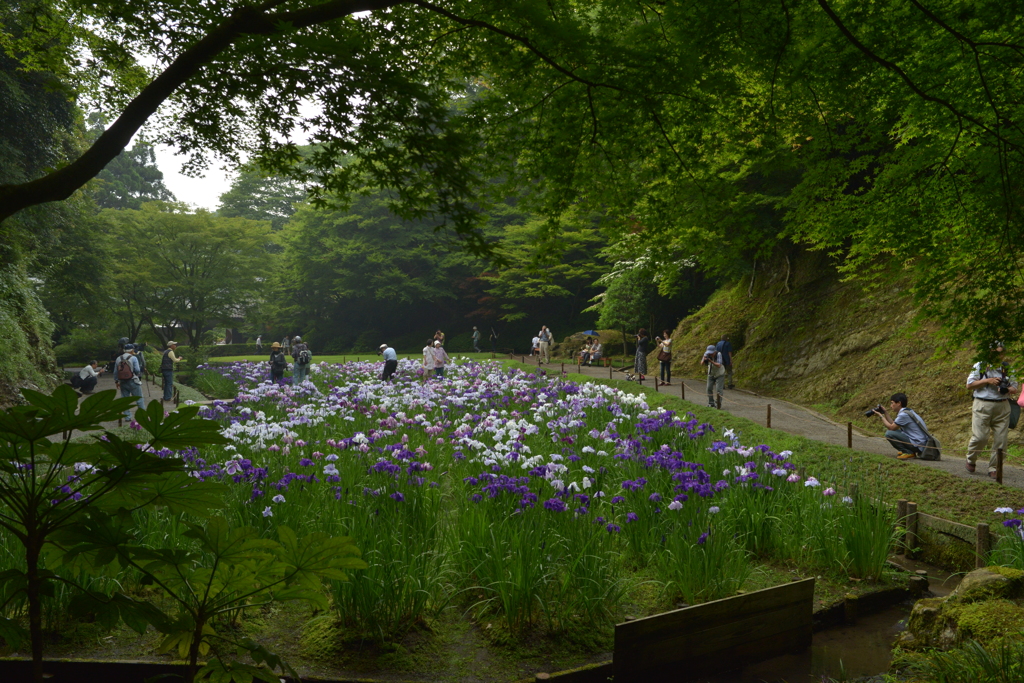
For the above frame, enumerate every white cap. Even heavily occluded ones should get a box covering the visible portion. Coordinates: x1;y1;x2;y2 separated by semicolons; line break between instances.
434;340;441;346
380;343;387;349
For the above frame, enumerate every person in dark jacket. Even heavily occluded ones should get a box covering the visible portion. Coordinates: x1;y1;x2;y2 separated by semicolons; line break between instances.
716;335;734;389
269;342;287;382
161;341;185;402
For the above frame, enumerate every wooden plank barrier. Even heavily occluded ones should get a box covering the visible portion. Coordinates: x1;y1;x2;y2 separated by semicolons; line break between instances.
613;578;815;682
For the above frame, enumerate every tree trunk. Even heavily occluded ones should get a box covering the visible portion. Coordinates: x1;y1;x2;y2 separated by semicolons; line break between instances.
187;620;204;683
26;542;44;683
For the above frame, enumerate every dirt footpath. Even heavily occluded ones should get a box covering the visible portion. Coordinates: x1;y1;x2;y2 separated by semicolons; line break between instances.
560;360;1024;490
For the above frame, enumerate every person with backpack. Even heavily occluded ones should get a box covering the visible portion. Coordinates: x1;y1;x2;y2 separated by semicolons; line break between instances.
869;393;938;461
269;342;287;383
716;335;734;389
115;344;144;419
291;335;312;384
160;341;185;402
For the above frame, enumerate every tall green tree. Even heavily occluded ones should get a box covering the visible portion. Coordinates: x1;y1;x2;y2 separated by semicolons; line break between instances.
102;204;275;349
218;166;307;232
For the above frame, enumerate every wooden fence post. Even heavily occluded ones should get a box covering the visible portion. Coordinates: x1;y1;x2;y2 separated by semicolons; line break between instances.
561;362;565;374
654;377;659;392
609;365;613;380
681;381;685;400
976;523;991;569
896;499;908;553
766;404;771;428
906;502;919;559
847;422;853;449
997;448;1004;485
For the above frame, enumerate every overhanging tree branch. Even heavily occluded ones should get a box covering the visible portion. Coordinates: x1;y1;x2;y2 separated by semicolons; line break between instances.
0;0;406;224
815;0;1018;150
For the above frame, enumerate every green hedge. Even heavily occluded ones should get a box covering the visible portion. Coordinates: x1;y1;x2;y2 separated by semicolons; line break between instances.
199;344;264;358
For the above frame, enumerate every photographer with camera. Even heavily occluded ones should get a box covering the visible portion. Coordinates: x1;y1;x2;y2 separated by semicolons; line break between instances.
701;344;726;409
868;393;931;460
966;341;1018;477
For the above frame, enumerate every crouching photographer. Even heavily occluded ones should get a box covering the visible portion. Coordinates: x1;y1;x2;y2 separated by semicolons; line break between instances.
869;393;937;461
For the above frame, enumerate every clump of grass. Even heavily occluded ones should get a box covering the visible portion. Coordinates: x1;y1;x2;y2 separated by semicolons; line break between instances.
898;639;1024;683
187;367;238;399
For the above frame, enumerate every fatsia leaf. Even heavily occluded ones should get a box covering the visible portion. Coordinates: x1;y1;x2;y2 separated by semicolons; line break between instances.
99;471;227;515
136;402;229;450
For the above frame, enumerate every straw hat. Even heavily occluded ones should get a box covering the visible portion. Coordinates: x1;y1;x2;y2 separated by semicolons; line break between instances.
271;342;281;349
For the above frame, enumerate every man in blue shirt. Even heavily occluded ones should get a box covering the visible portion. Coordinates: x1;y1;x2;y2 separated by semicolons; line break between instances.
716;335;734;389
871;393;929;461
114;344;144;420
379;343;398;381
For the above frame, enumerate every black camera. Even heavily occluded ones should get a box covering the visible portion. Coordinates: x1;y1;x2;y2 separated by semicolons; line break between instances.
864;404;885;418
701;352;715;365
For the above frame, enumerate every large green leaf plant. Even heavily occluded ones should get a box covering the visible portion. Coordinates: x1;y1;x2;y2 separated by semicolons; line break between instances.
0;386;228;681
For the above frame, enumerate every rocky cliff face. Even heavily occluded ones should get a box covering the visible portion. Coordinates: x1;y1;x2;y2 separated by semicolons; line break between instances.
665;250;996;453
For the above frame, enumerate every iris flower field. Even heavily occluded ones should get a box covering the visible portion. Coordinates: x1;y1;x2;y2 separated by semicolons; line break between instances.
163;358;898;643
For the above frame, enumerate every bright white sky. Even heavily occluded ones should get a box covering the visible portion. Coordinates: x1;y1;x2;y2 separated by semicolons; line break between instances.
152;144;235;212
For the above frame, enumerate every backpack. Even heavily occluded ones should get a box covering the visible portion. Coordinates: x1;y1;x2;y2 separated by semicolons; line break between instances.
116;355;135;381
297;348;312;366
906;410;941;461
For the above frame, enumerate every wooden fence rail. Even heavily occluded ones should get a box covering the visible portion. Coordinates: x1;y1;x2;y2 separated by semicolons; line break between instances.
612;578;815;683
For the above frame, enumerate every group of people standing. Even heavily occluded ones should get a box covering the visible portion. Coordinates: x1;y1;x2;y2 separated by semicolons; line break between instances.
72;338;185;421
421;332;450;378
267;335;311;383
631;329;677;386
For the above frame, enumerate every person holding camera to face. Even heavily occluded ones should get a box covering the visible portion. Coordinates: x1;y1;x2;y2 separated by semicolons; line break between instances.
869;393;930;460
701;344;726;409
965;342;1018;477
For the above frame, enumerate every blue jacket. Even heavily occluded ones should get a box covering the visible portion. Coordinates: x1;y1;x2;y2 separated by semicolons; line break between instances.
716;340;733;365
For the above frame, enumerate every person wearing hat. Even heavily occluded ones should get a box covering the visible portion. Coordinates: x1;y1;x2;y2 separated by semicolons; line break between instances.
160;341;186;402
379;343;398;381
269;341;287;382
115;344;144;419
432;339;449;378
471;326;481;353
965;341;1019;477
700;343;726;409
291;335;311;384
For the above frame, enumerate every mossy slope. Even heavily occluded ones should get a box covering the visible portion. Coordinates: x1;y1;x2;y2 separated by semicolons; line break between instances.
666;250;983;453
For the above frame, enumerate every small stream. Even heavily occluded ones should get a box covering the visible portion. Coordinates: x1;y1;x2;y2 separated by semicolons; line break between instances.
703;561;963;683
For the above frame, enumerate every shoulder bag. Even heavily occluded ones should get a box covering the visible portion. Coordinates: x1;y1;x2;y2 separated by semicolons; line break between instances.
905;409;941;461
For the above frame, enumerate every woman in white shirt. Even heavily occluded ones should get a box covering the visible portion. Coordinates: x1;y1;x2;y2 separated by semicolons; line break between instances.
656;330;673;386
422;339;435;379
77;361;104;394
